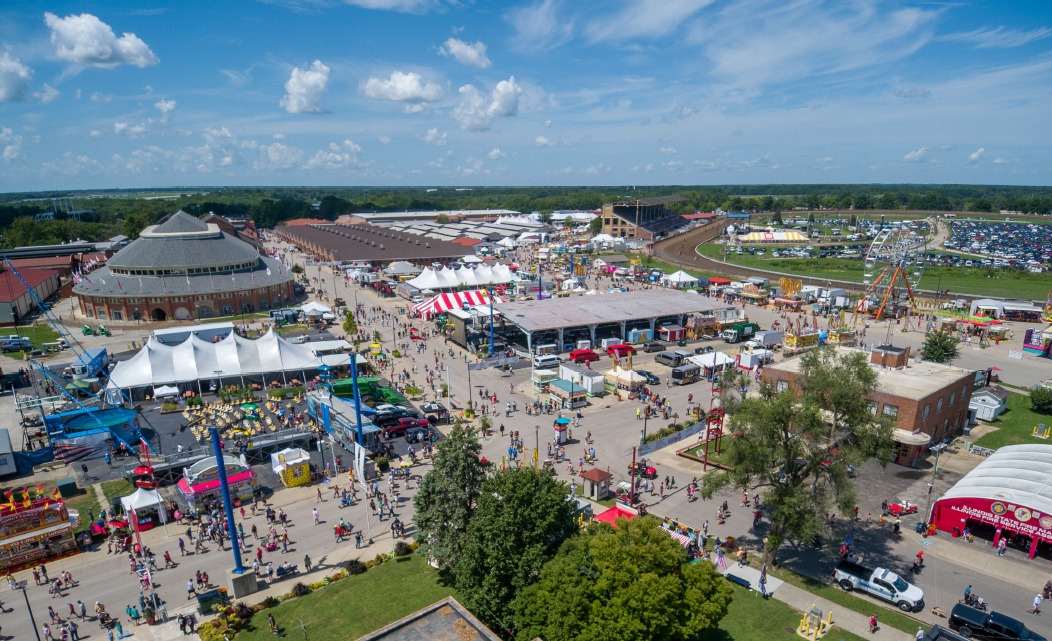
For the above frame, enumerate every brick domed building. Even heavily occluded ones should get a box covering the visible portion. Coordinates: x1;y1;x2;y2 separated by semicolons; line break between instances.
73;210;295;321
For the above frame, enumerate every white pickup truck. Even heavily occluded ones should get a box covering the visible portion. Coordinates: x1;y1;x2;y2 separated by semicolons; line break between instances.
833;560;924;612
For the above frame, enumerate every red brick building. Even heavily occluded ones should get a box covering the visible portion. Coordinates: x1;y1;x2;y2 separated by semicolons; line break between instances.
762;345;977;466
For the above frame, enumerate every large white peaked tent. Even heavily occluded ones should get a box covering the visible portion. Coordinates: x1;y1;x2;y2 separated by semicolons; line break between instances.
106;329;322;399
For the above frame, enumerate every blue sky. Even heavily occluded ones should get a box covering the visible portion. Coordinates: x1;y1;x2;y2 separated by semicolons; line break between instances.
1;0;1051;191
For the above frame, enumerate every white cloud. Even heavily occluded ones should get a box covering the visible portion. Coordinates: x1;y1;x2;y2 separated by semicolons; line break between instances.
342;0;442;12
534;135;554;147
44;12;159;68
113;121;148;138
280;60;330;114
897;87;930;100
34;84;59;103
90;92;112;103
586;0;712;43
452;76;522;130
903;146;929;163
423;127;447;146
89;129;103;138
376;134;391;144
439;38;492;68
254;142;304;171
0;127;23;160
507;0;575;51
488;147;505;159
943;26;1052;49
543;119;552;127
362;71;443;108
305;140;362;170
273;133;285;140
0;53;32;102
968;147;985;162
155;99;176;123
992;157;1017;165
659;146;677;155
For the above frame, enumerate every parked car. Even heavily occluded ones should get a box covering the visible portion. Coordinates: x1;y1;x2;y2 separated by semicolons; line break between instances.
405;426;432;444
642;342;664;353
383;417;429;438
568;349;600;364
1;338;33;352
636;370;660;385
949;603;1046;641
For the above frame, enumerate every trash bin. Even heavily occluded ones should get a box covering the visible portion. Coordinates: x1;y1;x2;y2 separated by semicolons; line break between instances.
915;521;925;534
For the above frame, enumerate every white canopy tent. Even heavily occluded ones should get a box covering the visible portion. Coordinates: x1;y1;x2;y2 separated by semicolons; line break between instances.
461;255;483;263
106;329;322;400
300;301;331;316
383;261;421;276
664;270;699;288
406;265;516;291
688;352;735;370
120;487;168;524
270;447;311;474
496;236;517;248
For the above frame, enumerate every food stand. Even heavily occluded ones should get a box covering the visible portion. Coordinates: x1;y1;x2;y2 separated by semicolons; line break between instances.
0;491;77;572
739;284;769;305
549;379;587;410
271;448;312;488
119;487;168;531
657;325;686;343
177;455;257;511
532;369;558;394
604;366;647;400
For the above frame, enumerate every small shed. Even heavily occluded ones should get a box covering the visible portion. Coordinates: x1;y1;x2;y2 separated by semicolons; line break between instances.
969;385;1010;422
580;468;613;501
270;447;312;488
549;379;588;410
657;325;686;342
558;362;605;395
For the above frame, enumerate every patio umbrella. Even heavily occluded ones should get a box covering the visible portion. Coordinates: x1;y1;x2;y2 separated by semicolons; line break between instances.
399;460;412;468
554;417;571;425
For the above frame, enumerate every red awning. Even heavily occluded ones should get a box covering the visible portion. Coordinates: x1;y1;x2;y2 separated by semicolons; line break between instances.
411;290;502;318
177;470;256;497
594;504;637;528
709;277;732;286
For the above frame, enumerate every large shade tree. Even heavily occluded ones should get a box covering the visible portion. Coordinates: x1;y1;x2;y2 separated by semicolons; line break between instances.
921;330;960;363
703;347;895;565
412;423;486;570
454;467;576;635
514;517;733;641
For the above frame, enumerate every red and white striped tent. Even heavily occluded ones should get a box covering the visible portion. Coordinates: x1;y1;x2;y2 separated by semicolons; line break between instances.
412;289;502;319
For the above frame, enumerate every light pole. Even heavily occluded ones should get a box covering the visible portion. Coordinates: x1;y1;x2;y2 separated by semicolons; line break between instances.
10;579;42;641
924;442;948;526
534;424;539;471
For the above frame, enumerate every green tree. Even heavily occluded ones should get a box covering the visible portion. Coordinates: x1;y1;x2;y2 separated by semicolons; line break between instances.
341;313;357;336
587;216;603;234
1032;386;1052;414
702;347;894;566
770;211;783;225
412;423;487;569
435;214;451;224
921;331;960;363
539;211;554;225
455;467;576;633
514;517;733;641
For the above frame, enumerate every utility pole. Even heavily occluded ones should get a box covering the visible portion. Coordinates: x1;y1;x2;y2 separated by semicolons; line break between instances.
629;446;638;506
924;442;948;526
10;580;42;641
534;424;539;471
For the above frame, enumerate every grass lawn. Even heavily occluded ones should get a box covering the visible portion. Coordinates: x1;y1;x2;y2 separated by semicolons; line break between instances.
65;492;102;535
697;243;1052;300
767;567;920;635
235;555;455;641
15;323;61;345
638;256;721;282
101;478;133;503
707;583;870;641
684;439;738;470
973;393;1052;449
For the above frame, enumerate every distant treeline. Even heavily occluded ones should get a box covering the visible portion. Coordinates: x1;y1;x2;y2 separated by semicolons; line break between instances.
1;184;1049;248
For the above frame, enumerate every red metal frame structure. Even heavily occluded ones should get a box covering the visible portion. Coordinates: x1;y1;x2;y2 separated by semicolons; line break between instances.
703;376;725;472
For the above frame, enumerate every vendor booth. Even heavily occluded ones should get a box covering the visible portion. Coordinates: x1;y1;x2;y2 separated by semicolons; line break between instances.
0;491;77;572
271;448;312;488
657;325;686;343
604;366;647;399
593;504;638;527
739;284;768;304
688;352;735;380
120;487;168;531
580;468;613;501
177;455;257;511
929;444;1052;559
549;379;587;410
558;362;605;396
532;369;558;394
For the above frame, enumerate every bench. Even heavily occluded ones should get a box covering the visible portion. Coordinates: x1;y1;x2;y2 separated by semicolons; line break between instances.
274;564;298;579
725;574;751;590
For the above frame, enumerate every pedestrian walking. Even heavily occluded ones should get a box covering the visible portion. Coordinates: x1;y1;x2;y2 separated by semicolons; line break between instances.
1030;594;1042;614
186;579;196;600
312;507;320;525
916;627;925;640
868;614;878;633
304;555;311;572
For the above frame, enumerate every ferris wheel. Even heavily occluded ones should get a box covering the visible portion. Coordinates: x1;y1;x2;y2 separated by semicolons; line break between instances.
852;227;926;323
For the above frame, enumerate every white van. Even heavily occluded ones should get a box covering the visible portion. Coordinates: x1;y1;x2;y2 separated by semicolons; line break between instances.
533;354;562;369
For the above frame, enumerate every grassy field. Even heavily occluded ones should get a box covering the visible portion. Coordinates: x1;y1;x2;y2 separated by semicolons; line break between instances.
65;491;102;535
684;439;738;469
235;555;455;641
6;323;60;347
231;552;870;641
697;243;1052;300
101;478;133;503
973;393;1052;449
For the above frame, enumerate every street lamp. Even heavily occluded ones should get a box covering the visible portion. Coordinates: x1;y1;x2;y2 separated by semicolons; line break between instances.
924;442;948;526
9;579;42;641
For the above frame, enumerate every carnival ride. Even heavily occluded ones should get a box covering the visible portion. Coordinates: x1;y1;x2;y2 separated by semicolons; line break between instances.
852;227;926;323
825;311;858;346
1044;289;1052;323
